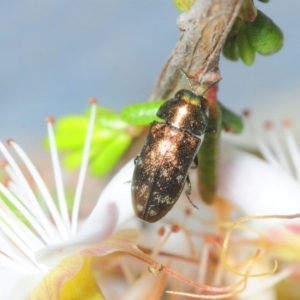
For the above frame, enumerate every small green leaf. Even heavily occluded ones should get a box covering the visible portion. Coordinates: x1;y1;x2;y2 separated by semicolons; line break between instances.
57;116;89;133
237;26;256;65
43;117;88;150
121;101;164;126
52;116;124;150
173;0;195;11
219;102;243;133
246;10;283;55
223;38;239;61
223;18;244;62
90;134;132;176
93;106;128;130
52;106;134;176
63;147;96;170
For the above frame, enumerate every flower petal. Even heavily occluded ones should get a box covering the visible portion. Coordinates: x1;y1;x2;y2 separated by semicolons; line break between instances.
80;159;134;230
218;143;300;216
0;272;42;300
35;203;118;269
28;254;105;300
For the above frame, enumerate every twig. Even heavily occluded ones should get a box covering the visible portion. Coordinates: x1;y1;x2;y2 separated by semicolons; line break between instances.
149;0;243;99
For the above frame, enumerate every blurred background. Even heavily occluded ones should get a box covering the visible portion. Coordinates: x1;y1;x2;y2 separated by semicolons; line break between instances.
0;0;299;146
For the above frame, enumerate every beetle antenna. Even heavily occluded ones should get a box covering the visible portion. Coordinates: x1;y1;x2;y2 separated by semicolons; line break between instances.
179;69;195;93
201;79;222;96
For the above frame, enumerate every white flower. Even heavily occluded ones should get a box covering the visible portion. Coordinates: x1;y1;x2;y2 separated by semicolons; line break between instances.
219;119;300;216
0;99;134;299
3;99;300;299
218;118;300;299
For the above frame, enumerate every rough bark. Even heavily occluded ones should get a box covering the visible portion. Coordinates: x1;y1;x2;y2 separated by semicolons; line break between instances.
149;0;243;100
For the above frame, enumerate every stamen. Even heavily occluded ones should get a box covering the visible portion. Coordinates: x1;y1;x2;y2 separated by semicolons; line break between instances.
282;119;300;182
7;179;43;219
0;252;30;273
211;262;225;287
243;114;281;169
240;267;293;298
0;199;42;251
0;214;43;270
264;121;291;174
171;224;180;233
256;137;281;169
0;141;61;242
0;183;48;246
71;98;97;235
196;242;210;284
151;224;181;259
157;226;165;236
119;258;136;285
241;109;251;118
46;116;70;233
0;231;41;271
7;140;68;240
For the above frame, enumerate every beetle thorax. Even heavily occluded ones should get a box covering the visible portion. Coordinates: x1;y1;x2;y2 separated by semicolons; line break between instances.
156;90;209;136
166;100;207;136
171;104;189;128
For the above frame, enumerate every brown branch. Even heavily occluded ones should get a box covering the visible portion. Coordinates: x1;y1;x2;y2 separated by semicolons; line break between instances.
148;0;243;100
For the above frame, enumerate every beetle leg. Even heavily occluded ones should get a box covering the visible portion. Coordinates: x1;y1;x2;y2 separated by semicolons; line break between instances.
185;175;199;209
190;155;198;169
134;156;139;165
205;125;216;133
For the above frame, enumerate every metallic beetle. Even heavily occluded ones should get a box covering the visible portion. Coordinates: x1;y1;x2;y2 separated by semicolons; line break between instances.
131;89;211;223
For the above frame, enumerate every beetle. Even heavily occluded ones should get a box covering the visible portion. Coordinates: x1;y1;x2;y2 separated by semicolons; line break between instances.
131;88;214;222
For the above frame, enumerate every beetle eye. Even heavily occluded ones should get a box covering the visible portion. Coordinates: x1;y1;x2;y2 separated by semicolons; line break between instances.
175;89;184;98
201;99;209;111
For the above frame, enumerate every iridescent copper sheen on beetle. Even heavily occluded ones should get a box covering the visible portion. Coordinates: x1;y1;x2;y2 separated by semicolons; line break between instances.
131;89;210;223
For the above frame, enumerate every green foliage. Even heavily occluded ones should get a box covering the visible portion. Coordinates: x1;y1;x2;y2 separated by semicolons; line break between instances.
223;37;239;61
237;24;256;65
0;176;30;225
121;101;164;126
50;106;134;177
89;134;132;176
223;9;283;65
219;103;243;133
173;0;195;11
246;10;283;55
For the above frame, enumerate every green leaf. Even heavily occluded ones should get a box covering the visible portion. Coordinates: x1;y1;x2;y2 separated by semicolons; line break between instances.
173;0;195;11
53;118;123;151
90;134;132;176
237;25;256;65
84;106;128;130
246;10;283;55
47;116;88;149
223;38;239;61
219;102;243;133
121;101;164;126
63;147;94;170
222;18;244;62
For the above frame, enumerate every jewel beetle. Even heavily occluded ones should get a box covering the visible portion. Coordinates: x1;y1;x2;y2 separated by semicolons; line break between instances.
131;88;214;223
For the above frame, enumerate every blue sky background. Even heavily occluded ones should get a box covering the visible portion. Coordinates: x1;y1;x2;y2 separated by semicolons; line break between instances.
1;1;299;145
